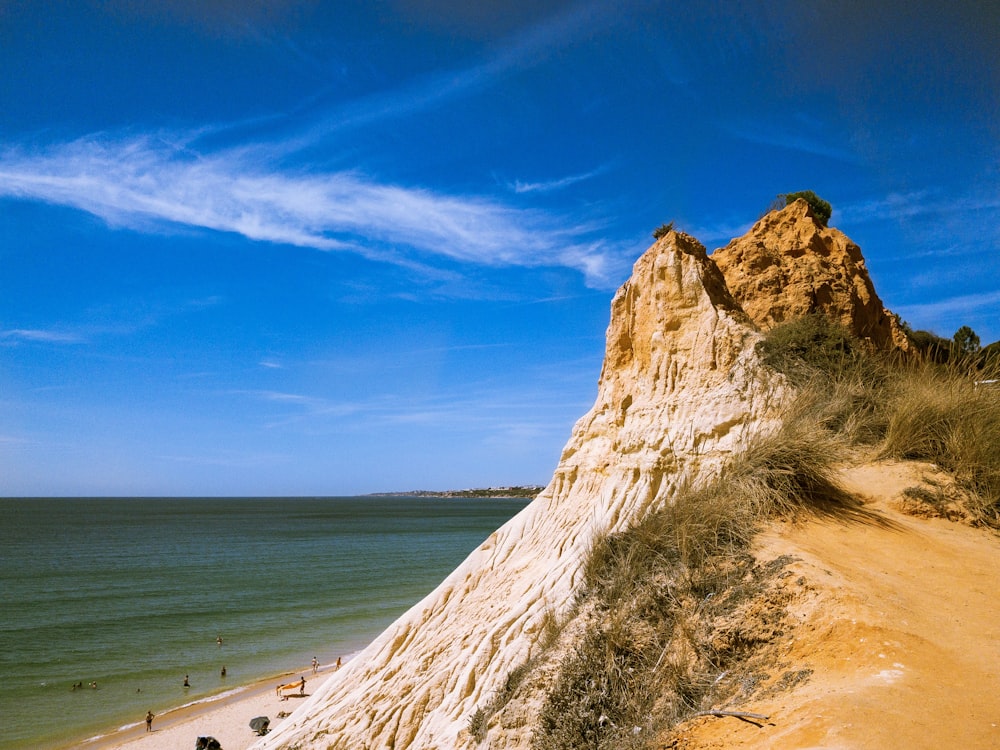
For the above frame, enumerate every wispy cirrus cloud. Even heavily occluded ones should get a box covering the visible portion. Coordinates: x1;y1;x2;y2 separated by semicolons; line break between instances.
1;295;225;346
510;165;608;194
0;4;632;288
233;389;364;423
157;450;294;468
838;190;1000;224
895;290;1000;323
228;376;590;437
278;2;607;148
0;134;624;287
0;328;85;344
0;434;34;445
721;115;858;163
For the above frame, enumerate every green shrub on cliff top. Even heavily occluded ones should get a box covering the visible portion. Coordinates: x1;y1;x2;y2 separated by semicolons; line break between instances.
781;190;832;226
652;221;674;240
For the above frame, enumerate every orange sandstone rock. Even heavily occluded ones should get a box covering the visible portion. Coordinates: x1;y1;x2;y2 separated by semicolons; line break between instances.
711;200;909;351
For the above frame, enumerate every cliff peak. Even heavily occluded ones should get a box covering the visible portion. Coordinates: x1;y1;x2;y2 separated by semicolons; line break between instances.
711;200;909;351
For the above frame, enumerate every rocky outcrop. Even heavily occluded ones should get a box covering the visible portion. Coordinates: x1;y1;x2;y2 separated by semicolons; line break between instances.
711;200;909;351
252;230;787;750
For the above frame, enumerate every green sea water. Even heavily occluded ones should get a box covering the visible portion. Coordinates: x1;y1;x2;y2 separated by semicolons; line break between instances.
0;496;530;750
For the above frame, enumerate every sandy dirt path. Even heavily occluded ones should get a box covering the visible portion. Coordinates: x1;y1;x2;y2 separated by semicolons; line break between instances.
668;460;1000;749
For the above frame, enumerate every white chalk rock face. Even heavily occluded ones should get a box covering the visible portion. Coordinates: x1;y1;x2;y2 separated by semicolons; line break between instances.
252;231;785;750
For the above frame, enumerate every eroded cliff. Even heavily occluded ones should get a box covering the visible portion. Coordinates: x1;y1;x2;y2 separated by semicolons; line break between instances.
252;229;787;750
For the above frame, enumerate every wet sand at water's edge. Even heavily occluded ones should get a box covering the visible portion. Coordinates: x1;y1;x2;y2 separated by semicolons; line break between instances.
79;660;347;750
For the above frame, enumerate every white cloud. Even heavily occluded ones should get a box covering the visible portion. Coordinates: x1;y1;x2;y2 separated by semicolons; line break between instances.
838;190;1000;224
0;434;34;445
722;118;858;163
0;6;632;290
280;2;605;147
0;135;622;287
0;328;84;344
157;450;293;468
511;166;607;194
895;290;1000;322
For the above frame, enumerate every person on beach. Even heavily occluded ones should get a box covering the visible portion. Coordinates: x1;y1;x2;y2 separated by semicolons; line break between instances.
335;656;342;670
145;710;154;732
299;676;306;695
311;656;318;673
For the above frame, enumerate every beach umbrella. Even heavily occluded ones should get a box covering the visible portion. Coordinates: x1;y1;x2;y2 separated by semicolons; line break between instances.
249;716;270;735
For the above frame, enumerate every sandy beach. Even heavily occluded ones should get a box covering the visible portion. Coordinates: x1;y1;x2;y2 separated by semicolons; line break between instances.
80;661;343;750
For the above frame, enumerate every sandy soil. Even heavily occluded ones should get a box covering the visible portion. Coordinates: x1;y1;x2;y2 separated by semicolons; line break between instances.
85;664;343;750
665;460;1000;749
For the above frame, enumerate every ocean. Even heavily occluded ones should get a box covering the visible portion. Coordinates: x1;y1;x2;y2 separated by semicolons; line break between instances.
0;496;531;750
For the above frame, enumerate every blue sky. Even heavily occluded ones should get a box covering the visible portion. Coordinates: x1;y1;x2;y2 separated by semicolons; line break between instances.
2;1;997;496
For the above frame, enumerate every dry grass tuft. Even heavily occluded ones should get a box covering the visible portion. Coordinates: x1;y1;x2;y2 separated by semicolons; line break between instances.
762;317;1000;527
757;314;895;444
880;364;1000;526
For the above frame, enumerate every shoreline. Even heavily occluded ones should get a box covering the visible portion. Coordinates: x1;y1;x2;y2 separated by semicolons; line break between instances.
72;658;348;750
5;496;528;750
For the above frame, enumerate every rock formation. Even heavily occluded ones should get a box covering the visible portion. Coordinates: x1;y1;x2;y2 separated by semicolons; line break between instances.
711;200;909;351
252;230;787;750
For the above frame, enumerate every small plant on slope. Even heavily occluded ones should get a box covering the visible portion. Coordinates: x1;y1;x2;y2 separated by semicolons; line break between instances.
782;190;832;226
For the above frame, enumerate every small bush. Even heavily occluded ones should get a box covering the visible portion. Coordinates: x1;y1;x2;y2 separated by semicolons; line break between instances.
782;190;832;226
652;221;675;240
758;314;863;385
909;329;951;363
468;707;489;743
758;315;892;444
952;325;981;363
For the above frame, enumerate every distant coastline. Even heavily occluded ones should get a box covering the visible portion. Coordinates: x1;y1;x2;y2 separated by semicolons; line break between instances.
370;485;543;499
